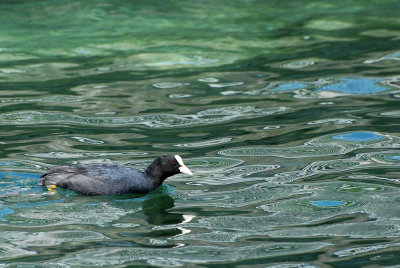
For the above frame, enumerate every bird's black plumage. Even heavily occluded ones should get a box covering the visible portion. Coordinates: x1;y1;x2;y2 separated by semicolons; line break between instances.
38;155;192;195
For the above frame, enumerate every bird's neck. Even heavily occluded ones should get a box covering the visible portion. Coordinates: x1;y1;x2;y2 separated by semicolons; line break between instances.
145;159;168;188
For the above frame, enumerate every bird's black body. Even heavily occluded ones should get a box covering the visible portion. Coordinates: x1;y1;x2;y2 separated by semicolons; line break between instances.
38;155;192;195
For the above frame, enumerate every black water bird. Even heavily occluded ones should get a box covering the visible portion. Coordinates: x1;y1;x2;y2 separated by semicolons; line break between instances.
38;155;193;195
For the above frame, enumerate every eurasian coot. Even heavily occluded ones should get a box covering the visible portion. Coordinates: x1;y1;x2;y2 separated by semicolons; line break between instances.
38;155;192;195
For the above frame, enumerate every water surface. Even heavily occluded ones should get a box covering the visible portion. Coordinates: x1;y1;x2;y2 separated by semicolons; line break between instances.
1;0;400;267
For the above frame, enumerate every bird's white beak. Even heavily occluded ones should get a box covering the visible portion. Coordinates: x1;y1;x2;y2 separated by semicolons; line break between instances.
179;165;193;175
175;155;193;176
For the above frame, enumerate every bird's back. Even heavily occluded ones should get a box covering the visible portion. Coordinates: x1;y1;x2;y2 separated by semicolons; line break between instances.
39;163;152;195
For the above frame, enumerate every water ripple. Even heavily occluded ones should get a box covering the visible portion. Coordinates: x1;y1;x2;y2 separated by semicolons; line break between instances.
26;151;147;159
269;150;400;184
307;118;355;125
220;131;400;159
153;82;189;89
0;106;286;128
175;183;297;208
1;1;400;266
15;202;140;227
177;162;279;186
0;160;48;172
186;157;244;173
333;242;400;257
0;95;84;104
0;243;36;260
281;59;317;69
198;77;219;83
174;138;232;148
242;77;396;98
2;230;107;247
55;242;330;266
267;221;400;239
208;81;244;88
219;144;352;158
380;111;400;117
168;181;398;239
71;136;104;144
364;50;400;64
265;263;320;268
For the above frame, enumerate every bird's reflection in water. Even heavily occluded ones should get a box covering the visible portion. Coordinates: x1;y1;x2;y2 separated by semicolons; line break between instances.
141;190;195;244
142;193;183;225
114;186;195;242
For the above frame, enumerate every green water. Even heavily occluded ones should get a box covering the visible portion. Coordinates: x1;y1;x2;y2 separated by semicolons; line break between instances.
1;0;400;267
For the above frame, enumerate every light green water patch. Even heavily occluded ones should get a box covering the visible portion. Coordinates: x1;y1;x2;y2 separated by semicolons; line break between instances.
306;20;354;30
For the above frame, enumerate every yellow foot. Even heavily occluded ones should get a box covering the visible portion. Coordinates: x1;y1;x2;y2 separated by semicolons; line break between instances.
47;185;57;190
47;185;57;194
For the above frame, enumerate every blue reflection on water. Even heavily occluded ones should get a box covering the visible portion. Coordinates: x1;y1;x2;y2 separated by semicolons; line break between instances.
0;172;43;197
274;83;307;91
332;131;385;142
387;155;400;161
0;207;15;220
311;200;344;207
16;199;65;208
319;78;388;94
0;171;41;179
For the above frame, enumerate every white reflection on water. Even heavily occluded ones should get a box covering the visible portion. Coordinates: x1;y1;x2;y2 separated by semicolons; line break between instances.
174;137;232;148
